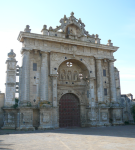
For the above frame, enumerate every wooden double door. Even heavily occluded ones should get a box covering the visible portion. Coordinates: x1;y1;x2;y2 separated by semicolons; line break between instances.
59;93;80;127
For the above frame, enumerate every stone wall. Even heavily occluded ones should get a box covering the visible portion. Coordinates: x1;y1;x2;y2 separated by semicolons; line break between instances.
0;93;5;128
121;94;135;124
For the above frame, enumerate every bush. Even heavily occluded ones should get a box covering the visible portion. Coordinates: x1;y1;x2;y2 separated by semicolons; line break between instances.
131;104;135;122
12;98;19;109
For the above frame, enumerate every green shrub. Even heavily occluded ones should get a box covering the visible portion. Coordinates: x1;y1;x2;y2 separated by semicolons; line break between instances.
12;98;19;109
131;104;135;122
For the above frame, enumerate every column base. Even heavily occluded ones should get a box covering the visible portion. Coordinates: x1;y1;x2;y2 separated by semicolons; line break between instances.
110;107;124;125
1;126;15;130
38;126;54;130
97;122;111;127
16;127;35;131
2;108;18;130
112;121;124;126
39;107;59;129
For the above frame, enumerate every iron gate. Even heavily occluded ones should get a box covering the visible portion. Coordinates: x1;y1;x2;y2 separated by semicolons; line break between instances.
59;93;80;127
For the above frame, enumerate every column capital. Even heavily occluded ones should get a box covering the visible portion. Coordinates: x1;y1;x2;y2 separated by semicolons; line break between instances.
50;74;58;77
21;47;31;54
40;50;50;54
90;77;96;81
108;59;116;62
95;57;103;60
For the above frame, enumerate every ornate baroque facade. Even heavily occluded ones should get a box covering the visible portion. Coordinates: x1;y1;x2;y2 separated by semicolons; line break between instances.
2;12;124;130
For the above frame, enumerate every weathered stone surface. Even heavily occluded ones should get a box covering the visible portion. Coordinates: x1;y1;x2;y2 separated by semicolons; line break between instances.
0;93;4;127
2;12;127;130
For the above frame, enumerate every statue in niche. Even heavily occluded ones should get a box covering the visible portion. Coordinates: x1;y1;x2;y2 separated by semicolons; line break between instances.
74;72;78;81
61;72;66;80
67;71;72;80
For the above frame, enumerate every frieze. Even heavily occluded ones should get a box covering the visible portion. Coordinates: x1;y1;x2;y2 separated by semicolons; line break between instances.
22;39;114;59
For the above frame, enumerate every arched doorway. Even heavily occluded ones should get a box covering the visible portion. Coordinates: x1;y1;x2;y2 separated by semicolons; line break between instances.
59;93;80;127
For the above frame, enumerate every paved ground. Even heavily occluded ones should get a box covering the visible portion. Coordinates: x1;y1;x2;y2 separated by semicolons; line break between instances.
0;125;135;150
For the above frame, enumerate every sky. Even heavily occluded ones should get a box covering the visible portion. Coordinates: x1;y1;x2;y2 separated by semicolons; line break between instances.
0;0;135;98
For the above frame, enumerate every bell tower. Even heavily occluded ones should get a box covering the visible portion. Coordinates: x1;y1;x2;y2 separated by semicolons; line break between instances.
4;49;17;107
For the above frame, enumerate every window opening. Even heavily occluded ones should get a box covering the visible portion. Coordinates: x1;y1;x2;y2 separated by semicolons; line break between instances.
66;62;72;67
104;88;107;96
33;63;37;71
103;69;106;76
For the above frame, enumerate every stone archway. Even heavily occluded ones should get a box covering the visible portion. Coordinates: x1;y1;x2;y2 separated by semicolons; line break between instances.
59;93;80;127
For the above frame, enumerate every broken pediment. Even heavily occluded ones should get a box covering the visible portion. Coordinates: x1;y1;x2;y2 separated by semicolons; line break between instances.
53;12;91;38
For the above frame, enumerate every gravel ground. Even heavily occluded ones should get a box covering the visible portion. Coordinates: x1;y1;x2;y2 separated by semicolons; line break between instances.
0;125;135;150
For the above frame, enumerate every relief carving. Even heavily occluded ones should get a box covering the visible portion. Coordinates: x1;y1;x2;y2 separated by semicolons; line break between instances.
42;112;50;123
8;113;14;123
74;71;78;81
59;69;79;82
23;113;32;122
8;62;16;70
102;112;108;121
61;70;66;80
67;71;72;80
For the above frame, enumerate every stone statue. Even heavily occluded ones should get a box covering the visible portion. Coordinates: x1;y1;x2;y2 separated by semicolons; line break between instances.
61;72;66;80
68;72;72;80
74;73;78;81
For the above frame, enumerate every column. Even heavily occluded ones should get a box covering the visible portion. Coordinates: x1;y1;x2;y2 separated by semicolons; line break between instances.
40;52;48;101
20;50;30;105
96;58;104;103
109;60;117;102
90;78;95;106
52;75;57;107
90;78;95;120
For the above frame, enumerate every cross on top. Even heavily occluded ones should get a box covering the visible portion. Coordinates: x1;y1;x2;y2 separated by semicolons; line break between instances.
71;12;74;16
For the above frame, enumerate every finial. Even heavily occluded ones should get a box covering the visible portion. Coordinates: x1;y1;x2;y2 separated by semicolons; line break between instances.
49;26;53;31
78;18;82;23
43;25;47;30
95;34;98;38
92;34;95;38
108;39;111;43
24;25;31;33
71;12;74;16
41;25;48;35
107;39;113;46
64;15;67;21
8;49;16;60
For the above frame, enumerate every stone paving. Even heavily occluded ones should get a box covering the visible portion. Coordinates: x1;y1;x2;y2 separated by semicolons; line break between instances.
0;125;135;150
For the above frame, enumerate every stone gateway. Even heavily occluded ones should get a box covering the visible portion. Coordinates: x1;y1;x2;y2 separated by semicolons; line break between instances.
2;12;124;130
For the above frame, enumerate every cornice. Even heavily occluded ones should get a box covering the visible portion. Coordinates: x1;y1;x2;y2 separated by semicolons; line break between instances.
18;32;119;52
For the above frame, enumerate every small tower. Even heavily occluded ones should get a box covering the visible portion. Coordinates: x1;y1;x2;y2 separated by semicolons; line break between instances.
4;49;17;107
